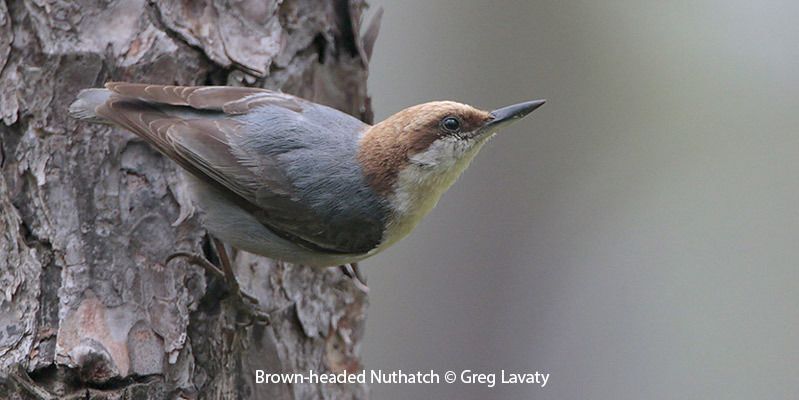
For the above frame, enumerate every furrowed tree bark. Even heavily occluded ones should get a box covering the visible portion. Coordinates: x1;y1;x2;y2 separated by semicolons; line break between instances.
0;1;381;399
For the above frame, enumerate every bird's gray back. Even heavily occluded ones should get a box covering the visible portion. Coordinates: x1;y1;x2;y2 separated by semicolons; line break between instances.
236;103;390;253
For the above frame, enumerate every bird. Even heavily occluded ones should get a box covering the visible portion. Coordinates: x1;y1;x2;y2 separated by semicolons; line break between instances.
70;83;545;314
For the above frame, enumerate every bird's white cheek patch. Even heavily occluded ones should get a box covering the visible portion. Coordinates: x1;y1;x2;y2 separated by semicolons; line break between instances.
408;137;469;170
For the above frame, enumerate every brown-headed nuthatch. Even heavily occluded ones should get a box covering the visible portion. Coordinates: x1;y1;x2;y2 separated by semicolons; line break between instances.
70;83;544;301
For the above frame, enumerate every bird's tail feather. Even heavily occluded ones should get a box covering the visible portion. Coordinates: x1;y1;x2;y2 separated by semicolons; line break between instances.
69;88;113;124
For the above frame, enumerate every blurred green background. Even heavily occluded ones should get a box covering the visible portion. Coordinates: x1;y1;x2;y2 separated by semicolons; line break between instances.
362;1;799;399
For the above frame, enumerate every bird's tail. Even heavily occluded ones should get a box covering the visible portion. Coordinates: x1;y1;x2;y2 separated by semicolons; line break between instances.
68;88;113;124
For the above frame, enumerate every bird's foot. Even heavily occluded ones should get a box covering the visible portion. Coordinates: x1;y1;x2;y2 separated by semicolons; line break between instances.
166;251;271;325
227;289;272;326
341;263;369;293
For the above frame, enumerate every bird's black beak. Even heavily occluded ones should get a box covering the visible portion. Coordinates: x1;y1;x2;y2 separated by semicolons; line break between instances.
483;99;546;132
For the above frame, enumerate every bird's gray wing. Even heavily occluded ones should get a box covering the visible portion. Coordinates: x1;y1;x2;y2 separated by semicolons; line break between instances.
95;83;385;254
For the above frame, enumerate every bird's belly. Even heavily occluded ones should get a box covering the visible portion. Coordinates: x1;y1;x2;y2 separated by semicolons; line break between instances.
185;175;367;267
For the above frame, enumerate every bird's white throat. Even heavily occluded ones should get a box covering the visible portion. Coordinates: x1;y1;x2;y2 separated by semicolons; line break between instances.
380;134;493;248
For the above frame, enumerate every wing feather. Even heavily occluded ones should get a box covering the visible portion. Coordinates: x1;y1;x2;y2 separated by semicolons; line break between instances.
93;84;382;254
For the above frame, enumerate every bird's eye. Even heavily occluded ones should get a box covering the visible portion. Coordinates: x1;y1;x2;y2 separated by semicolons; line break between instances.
441;116;461;133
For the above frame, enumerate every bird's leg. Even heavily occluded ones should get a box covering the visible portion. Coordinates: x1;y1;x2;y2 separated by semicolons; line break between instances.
212;238;241;298
341;263;369;293
209;238;272;324
166;239;270;324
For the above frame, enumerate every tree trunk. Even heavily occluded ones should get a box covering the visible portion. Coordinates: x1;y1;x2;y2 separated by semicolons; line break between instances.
0;1;380;398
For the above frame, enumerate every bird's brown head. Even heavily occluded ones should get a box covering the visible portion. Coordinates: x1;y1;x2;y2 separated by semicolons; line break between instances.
358;100;545;197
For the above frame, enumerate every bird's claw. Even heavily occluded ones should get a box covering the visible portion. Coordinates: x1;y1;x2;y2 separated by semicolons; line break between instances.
166;251;271;325
341;263;369;293
166;251;226;279
230;293;272;326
